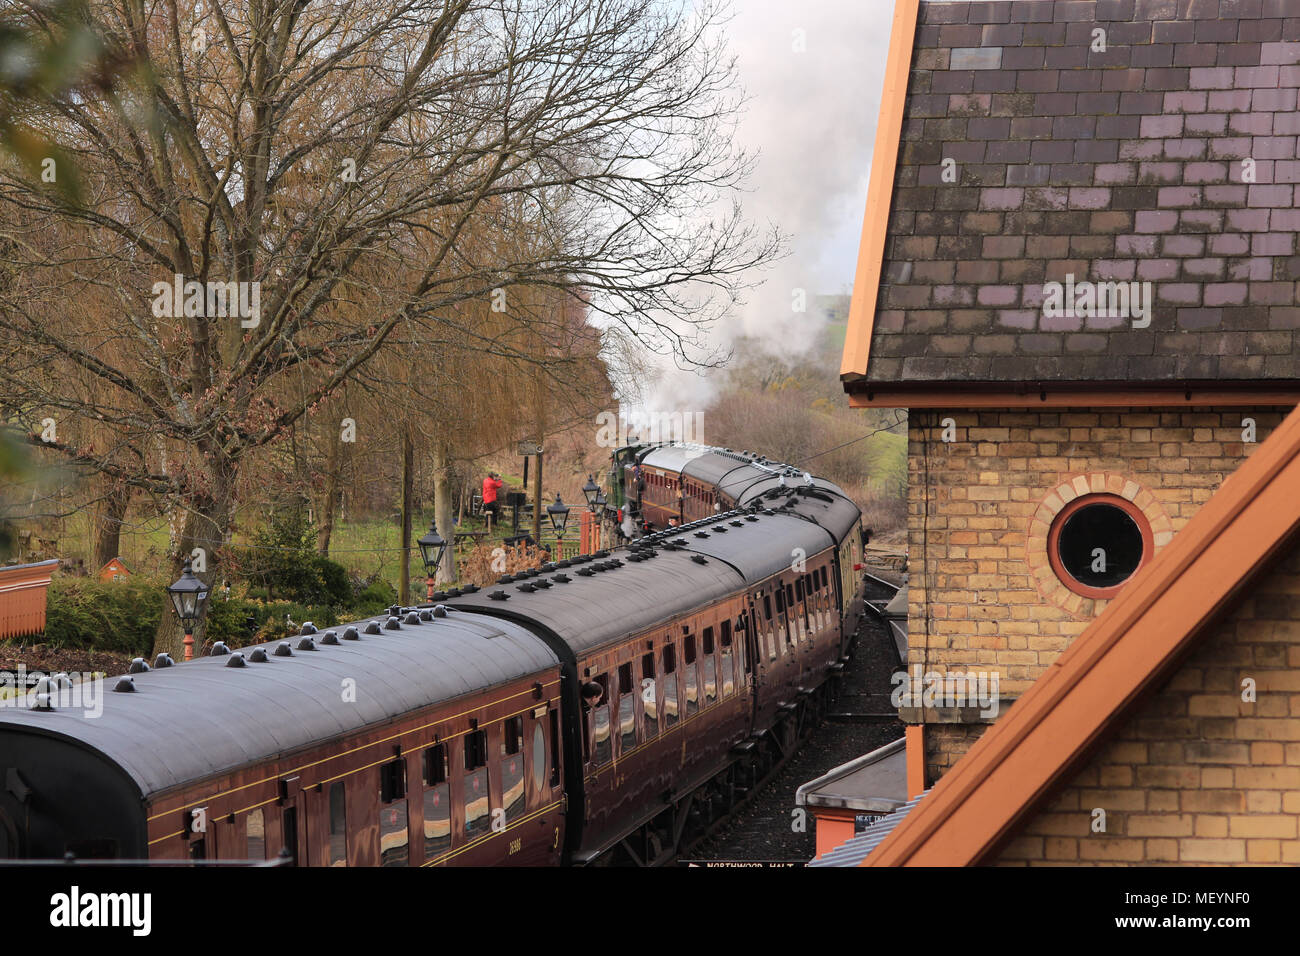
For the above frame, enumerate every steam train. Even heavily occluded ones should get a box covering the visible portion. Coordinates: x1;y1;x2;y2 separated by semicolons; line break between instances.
0;443;867;865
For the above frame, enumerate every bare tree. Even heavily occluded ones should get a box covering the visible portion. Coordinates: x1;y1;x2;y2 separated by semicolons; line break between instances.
0;0;777;655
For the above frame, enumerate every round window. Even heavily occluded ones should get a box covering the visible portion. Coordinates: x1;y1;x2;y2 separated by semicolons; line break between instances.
1047;494;1152;599
533;723;547;792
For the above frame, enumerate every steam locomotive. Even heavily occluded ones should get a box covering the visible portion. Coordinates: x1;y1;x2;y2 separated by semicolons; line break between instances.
0;443;866;865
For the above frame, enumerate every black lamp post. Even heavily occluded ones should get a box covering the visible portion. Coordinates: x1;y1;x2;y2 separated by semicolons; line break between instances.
594;488;607;512
167;559;210;661
547;494;571;538
582;475;600;512
418;519;448;600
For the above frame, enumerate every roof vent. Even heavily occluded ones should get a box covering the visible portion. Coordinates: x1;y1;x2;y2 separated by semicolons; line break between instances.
299;622;318;635
713;526;727;533
576;568;595;577
433;605;448;618
364;621;382;635
249;648;269;662
113;676;136;693
461;584;480;593
447;588;463;598
343;626;361;641
226;653;247;668
384;616;402;630
517;583;537;593
153;652;175;668
557;560;572;568
552;574;571;583
730;520;744;527
209;642;231;657
432;590;449;600
695;532;709;539
128;658;150;674
594;550;610;559
497;575;513;584
534;579;553;588
296;637;317;651
745;515;758;522
273;642;293;657
691;555;708;565
405;612;422;625
321;631;340;645
419;609;434;622
488;589;509;601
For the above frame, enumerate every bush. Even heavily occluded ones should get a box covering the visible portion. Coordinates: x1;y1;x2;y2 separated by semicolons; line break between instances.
234;509;353;606
353;577;397;616
42;576;165;657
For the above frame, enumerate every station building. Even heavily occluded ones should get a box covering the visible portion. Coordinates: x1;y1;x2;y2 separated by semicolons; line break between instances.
831;0;1300;864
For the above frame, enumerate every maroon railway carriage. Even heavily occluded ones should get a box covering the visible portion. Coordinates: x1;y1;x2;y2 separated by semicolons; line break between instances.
1;447;868;866
0;610;566;866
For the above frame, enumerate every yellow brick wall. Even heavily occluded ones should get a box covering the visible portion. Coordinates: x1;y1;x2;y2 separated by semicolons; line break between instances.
993;543;1300;866
906;407;1289;783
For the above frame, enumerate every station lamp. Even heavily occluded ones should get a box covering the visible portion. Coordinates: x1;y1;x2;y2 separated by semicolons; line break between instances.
418;519;448;599
582;475;601;512
547;494;571;538
166;559;210;661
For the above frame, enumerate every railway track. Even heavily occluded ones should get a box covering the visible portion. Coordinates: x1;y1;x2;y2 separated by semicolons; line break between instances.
678;564;905;865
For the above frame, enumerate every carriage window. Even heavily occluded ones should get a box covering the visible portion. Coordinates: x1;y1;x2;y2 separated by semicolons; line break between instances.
720;625;734;697
503;715;524;756
464;730;491;838
663;644;679;728
796;578;804;602
328;781;347;867
246;809;265;861
787;583;795;608
618;662;637;752
424;781;451;861
501;735;525;824
763;595;772;620
424;743;448;785
642;652;659;738
423;743;451;861
684;635;699;715
378;760;408;866
775;589;785;614
465;729;488;771
737;617;751;674
591;674;612;766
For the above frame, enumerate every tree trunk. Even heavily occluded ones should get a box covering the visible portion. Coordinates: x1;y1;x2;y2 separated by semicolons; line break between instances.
432;442;457;585
92;482;130;570
151;465;236;662
317;424;343;555
399;427;414;605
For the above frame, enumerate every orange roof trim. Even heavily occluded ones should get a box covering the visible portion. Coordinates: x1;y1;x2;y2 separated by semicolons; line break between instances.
864;399;1300;866
839;0;919;383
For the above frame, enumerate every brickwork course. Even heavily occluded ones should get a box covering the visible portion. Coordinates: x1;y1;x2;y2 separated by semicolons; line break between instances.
995;541;1300;866
868;0;1300;385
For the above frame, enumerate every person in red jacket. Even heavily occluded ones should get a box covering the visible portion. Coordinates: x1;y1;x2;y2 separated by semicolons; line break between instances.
482;472;504;527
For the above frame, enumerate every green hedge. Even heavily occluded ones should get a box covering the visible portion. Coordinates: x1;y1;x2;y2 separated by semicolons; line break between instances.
41;576;399;656
42;576;166;657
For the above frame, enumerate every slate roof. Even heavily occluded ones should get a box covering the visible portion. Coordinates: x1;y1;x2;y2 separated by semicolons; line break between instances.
855;0;1300;387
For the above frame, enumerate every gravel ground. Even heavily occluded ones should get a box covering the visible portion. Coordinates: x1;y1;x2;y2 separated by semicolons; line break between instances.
687;586;905;864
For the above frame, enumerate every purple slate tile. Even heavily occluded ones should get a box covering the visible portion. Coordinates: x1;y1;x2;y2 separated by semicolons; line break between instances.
1163;235;1207;256
1118;234;1160;255
1159;185;1203;205
1208;89;1255;112
1142;114;1186;137
1138;258;1181;280
1185;113;1228;135
1205;184;1250;205
1226;208;1272;232
1260;41;1300;64
1205;283;1249;306
1248;184;1294;206
1209;234;1251;255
